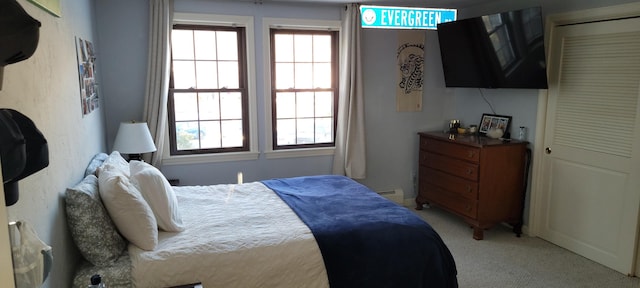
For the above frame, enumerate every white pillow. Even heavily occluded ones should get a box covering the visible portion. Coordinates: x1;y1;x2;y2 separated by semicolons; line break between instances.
130;161;184;232
97;151;130;178
98;164;158;250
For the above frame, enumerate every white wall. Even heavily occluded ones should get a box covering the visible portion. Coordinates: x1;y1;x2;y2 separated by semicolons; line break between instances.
95;0;453;196
95;0;640;227
96;0;343;186
1;0;638;286
453;0;640;225
358;27;453;195
0;0;105;287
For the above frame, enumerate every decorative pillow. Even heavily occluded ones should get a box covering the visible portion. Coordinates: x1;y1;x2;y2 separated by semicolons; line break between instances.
84;153;108;177
65;174;127;266
73;250;132;288
97;151;130;178
99;164;158;251
130;161;184;232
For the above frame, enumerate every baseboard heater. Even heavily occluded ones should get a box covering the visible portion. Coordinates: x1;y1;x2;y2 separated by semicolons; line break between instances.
377;188;404;204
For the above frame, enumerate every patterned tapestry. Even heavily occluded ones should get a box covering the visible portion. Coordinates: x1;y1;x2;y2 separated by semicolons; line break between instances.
396;30;425;112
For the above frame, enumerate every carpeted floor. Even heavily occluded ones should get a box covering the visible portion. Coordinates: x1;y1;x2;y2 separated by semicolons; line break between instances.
411;206;640;288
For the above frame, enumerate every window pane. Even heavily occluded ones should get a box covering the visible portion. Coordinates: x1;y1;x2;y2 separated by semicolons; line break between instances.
294;34;313;62
276;92;296;119
217;31;238;61
176;121;199;150
313;35;331;62
218;61;239;88
313;63;332;88
174;92;198;121
220;92;242;119
221;120;243;147
271;29;336;150
315;92;332;117
173;60;196;89
297;118;314;144
275;34;294;62
196;61;218;89
294;63;313;89
198;93;220;120
170;25;248;155
277;119;296;145
315;117;332;143
275;63;294;89
296;92;314;118
194;30;216;60
171;30;194;60
200;121;221;149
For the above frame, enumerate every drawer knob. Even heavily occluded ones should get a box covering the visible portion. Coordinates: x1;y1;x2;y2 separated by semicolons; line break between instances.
467;150;475;158
466;168;473;174
465;204;471;211
466;185;472;193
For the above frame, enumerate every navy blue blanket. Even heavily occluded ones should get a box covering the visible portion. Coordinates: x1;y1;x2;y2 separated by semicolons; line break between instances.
262;175;457;288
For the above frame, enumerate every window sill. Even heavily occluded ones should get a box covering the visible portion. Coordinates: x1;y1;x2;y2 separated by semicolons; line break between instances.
264;147;335;159
162;151;260;165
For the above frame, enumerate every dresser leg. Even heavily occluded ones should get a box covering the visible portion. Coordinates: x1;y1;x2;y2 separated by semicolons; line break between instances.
473;227;484;240
415;197;426;210
512;222;523;237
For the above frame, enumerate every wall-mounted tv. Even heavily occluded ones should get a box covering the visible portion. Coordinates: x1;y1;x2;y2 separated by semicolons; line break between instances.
437;7;548;89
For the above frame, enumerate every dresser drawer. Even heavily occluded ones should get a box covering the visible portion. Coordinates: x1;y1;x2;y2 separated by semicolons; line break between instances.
421;137;480;163
422;152;479;181
422;182;478;219
421;167;478;201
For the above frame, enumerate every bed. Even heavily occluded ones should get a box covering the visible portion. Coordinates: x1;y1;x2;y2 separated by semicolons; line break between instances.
66;152;457;288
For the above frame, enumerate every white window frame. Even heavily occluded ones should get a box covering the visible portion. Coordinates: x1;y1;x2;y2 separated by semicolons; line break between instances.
162;13;259;165
262;17;341;159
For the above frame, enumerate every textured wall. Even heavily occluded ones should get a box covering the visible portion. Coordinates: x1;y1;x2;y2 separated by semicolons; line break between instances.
0;0;106;287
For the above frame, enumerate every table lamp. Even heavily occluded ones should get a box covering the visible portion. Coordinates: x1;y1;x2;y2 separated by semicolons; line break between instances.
112;121;157;161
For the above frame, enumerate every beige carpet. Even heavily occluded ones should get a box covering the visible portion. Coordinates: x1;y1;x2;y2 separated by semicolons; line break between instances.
411;206;640;288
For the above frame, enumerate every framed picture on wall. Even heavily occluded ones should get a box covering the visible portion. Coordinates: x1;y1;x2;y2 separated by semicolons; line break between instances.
75;37;100;116
478;114;512;135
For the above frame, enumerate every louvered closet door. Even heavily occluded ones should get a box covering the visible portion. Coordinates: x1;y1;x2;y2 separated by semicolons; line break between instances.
539;17;640;275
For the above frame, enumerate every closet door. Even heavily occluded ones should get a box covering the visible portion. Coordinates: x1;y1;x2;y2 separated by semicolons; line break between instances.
539;17;640;274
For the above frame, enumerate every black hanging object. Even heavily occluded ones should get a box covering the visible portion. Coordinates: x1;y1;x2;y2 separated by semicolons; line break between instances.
0;109;48;206
0;0;42;67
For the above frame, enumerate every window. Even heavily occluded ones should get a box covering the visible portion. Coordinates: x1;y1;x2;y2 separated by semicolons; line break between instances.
168;25;249;155
270;29;338;150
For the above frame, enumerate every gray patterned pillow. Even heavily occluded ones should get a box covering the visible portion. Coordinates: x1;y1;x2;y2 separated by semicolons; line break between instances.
72;250;132;288
65;174;127;266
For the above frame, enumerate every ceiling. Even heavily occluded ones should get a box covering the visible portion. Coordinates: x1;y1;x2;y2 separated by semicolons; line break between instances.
234;0;494;9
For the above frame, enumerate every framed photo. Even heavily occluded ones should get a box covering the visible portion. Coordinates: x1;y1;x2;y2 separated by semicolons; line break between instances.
28;0;61;17
479;114;512;135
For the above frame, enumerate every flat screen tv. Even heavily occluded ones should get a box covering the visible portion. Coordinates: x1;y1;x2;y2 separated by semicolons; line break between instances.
437;7;548;89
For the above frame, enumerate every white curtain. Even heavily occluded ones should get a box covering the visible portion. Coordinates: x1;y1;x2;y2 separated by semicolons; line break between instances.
142;0;172;166
332;4;366;179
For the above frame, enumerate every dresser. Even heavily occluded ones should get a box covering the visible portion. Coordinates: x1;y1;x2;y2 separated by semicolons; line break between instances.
416;131;528;240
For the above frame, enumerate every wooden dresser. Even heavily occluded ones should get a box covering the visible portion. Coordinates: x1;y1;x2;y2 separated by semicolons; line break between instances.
416;131;528;240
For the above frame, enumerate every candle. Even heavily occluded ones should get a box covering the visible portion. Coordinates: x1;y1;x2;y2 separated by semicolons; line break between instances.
237;172;243;184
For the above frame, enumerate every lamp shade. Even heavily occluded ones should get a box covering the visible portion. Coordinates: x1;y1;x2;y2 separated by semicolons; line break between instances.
112;122;157;154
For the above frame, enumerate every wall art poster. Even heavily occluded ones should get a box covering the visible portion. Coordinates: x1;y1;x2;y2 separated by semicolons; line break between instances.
76;37;99;116
396;30;425;112
27;0;61;17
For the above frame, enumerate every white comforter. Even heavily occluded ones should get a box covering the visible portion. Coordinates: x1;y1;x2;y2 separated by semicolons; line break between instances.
129;182;329;288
